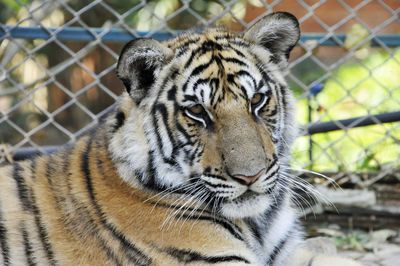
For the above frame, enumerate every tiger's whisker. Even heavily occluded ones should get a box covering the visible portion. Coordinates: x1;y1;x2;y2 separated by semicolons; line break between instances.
172;187;207;230
161;185;204;231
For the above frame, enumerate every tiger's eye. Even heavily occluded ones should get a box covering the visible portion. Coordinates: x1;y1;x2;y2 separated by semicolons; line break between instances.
189;104;204;115
251;93;264;105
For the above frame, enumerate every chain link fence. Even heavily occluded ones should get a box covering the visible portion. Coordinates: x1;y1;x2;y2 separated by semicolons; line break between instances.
1;0;399;188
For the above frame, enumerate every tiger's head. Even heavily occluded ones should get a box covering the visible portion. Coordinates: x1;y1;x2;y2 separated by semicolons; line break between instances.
109;12;300;219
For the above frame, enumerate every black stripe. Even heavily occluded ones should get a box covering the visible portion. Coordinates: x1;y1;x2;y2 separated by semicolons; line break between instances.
226;85;240;100
190;60;214;77
264;169;279;182
244;218;263;246
12;163;32;211
30;183;57;264
266;222;298;266
253;57;272;84
202;40;223;51
256;80;264;92
192;78;211;93
265;158;277;174
209;77;220;104
213;54;224;70
12;162;56;264
112;111;126;132
155;67;174;102
182;94;198;103
262;97;273;113
235;70;257;88
275;84;288;152
29;158;37;180
153;103;180;165
266;107;278;117
266;118;277;124
210;81;222;108
176;38;201;57
263;159;279;181
184;46;203;69
240;189;288;253
167;85;177;101
230;46;246;58
203;180;233;189
164;247;250;264
228;39;250;48
153;104;172;144
263;189;286;223
266;233;289;265
175;121;193;143
21;223;36;266
145;150;158;189
65;147;122;266
262;195;294;265
45;156;65;213
0;201;10;266
30;159;57;265
307;256;316;266
82;139;152;266
213;33;232;41
179;214;245;242
222;57;248;67
237;85;248;100
183;40;224;70
188;140;203;163
278;84;287;112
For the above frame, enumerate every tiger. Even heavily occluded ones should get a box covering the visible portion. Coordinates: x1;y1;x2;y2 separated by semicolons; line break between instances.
0;12;361;266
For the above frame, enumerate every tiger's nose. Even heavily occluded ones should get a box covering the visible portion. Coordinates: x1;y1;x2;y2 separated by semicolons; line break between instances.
232;168;265;185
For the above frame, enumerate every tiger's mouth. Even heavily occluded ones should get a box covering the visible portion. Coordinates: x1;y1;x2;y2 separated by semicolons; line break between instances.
231;190;259;203
198;170;281;218
214;179;279;218
218;190;273;218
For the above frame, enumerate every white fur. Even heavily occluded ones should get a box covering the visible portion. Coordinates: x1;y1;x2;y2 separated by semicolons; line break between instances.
220;194;274;219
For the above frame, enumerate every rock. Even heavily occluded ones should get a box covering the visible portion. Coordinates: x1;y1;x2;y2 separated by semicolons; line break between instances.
304;237;337;255
348;244;400;266
364;230;398;250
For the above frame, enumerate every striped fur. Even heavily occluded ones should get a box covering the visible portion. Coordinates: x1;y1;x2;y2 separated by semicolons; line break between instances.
0;12;360;266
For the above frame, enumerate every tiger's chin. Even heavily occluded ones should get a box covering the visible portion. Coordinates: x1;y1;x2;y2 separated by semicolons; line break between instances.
219;193;273;219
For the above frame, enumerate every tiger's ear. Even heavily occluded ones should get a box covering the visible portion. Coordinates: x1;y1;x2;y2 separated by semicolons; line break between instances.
117;38;173;103
244;12;300;65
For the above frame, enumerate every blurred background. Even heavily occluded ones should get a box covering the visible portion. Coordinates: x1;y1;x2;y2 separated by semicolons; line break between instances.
0;0;400;263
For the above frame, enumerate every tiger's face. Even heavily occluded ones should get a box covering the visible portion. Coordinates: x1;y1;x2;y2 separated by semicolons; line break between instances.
114;12;300;219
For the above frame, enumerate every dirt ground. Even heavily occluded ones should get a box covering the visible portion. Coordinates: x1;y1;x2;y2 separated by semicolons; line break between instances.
305;227;400;266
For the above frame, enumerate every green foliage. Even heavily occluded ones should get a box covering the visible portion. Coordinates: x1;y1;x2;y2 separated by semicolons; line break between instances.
357;151;379;171
333;233;364;250
1;0;31;12
292;49;400;172
344;23;370;50
130;0;248;30
0;0;31;23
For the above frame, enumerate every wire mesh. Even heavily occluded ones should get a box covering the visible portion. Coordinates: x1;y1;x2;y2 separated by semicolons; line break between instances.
0;0;399;187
